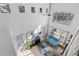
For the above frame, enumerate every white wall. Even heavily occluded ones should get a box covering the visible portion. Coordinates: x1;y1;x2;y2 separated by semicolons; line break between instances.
51;3;79;34
0;3;49;54
1;3;49;36
0;27;16;56
0;9;16;55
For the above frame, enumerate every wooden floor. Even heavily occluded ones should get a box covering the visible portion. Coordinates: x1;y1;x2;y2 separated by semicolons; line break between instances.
31;45;43;56
31;42;64;56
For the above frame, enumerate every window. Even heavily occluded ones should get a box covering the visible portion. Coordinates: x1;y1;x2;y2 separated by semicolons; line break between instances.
0;4;11;13
19;5;25;13
31;7;35;13
40;8;42;13
53;12;74;26
16;33;25;48
46;8;48;13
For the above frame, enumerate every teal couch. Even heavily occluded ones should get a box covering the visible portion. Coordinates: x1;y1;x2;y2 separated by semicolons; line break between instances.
45;35;60;48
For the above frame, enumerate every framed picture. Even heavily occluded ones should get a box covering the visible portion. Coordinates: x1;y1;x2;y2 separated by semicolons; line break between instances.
40;8;42;13
31;7;35;13
19;5;25;13
53;12;74;26
46;8;48;13
0;4;11;13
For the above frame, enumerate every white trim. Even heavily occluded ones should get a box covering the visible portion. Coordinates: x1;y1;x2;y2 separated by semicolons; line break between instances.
63;26;79;56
